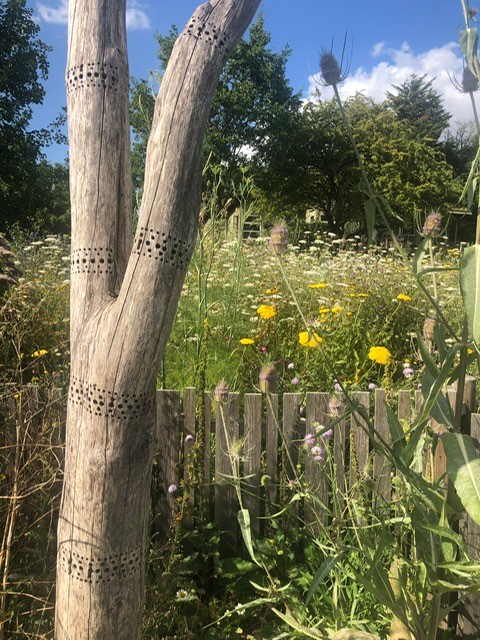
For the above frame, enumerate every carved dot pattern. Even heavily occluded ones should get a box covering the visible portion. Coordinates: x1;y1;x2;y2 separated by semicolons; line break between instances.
69;377;152;420
185;17;230;51
71;247;114;275
133;228;193;268
59;545;141;584
66;62;119;93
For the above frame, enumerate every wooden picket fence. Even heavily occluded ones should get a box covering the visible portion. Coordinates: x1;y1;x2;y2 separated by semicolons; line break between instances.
154;384;480;638
2;382;480;637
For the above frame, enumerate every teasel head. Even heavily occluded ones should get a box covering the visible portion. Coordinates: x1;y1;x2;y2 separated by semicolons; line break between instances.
269;220;289;255
422;211;442;237
214;379;229;404
318;37;350;88
423;315;436;341
259;364;278;394
449;63;479;94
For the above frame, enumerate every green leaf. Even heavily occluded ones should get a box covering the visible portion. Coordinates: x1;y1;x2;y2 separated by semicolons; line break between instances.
413;237;429;277
460;245;480;347
237;508;260;566
443;433;480;525
460;28;479;74
271;608;328;638
306;554;342;604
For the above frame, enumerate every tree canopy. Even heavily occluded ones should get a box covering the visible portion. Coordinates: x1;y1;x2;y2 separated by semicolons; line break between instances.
0;0;69;233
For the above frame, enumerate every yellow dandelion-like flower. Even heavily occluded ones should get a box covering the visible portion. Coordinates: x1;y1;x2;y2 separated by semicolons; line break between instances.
239;338;255;345
396;293;411;302
331;306;342;313
368;346;392;365
357;293;368;298
265;287;279;295
32;349;48;358
299;330;323;348
308;282;328;289
257;304;276;319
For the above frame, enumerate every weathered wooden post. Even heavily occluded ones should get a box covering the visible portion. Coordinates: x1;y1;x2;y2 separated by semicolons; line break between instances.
55;1;261;638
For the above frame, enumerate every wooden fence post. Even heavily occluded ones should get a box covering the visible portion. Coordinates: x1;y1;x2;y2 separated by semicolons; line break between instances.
304;392;329;527
243;393;263;539
373;389;391;511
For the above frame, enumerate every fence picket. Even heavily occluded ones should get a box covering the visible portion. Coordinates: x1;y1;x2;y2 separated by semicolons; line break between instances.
155;389;181;539
349;391;370;487
373;389;391;511
305;392;329;527
265;393;279;512
243;393;263;538
214;393;239;556
182;387;196;528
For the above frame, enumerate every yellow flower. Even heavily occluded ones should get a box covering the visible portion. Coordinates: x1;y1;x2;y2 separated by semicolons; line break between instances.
368;346;392;365
299;330;323;348
32;349;48;358
331;306;342;313
396;293;411;302
308;282;328;289
357;293;368;298
239;338;255;345
265;287;279;295
257;304;276;319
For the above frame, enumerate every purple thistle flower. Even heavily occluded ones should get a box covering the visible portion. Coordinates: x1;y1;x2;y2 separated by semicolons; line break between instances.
304;433;316;446
291;377;300;385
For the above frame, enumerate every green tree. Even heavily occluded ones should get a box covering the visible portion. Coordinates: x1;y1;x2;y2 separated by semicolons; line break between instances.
130;16;301;204
386;73;451;143
0;0;69;232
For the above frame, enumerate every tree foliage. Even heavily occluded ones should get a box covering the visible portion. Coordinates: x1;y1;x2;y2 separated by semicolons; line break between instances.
386;74;451;143
0;0;69;233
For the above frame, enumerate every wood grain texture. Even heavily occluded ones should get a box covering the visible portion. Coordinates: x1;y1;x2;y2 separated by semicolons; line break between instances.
56;1;261;637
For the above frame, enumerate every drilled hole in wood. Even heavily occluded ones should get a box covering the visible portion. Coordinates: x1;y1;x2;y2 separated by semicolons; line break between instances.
71;248;114;275
69;377;152;419
59;545;142;583
133;227;193;268
66;62;120;93
184;18;230;51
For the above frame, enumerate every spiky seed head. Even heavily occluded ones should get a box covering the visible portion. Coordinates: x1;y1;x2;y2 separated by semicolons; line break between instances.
423;316;436;341
259;364;278;394
462;67;479;93
422;211;442;237
214;380;229;404
269;221;289;255
320;51;342;87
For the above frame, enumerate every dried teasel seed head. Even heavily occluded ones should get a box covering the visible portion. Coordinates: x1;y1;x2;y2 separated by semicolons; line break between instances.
462;66;479;93
469;7;478;18
328;395;344;417
423;315;436;341
422;211;442;237
214;380;229;403
269;221;289;255
259;364;278;394
319;51;342;87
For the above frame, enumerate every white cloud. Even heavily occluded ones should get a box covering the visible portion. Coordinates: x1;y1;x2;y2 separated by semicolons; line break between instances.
126;1;150;30
36;0;150;30
36;0;68;24
308;41;475;127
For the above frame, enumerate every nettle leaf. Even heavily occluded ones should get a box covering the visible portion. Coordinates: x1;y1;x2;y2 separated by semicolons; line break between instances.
460;28;479;74
443;433;480;525
460;244;480;347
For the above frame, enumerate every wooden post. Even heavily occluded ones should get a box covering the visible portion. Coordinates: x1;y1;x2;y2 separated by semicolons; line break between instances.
55;2;261;636
373;389;391;511
304;392;329;527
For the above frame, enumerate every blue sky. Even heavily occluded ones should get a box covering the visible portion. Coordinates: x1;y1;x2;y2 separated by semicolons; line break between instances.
28;0;471;163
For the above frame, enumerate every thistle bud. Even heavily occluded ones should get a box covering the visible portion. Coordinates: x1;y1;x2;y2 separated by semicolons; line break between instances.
422;211;442;237
320;51;343;87
469;7;478;18
214;380;229;403
269;221;289;255
423;316;436;341
462;67;479;93
259;364;278;394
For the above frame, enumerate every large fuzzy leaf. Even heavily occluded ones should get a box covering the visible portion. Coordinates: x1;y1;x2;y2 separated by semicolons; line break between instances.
460;28;479;74
460;244;480;347
443;433;480;525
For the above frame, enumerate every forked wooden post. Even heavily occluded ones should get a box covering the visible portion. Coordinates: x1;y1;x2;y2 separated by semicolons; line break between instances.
55;1;261;637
